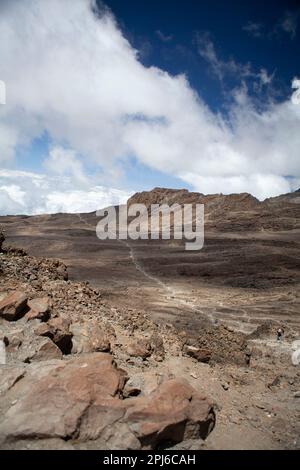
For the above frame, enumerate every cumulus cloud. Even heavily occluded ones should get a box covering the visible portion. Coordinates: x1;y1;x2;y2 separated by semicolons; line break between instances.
0;169;132;215
0;0;299;215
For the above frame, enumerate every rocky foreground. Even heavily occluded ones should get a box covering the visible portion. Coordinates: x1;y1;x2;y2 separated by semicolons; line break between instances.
0;240;217;450
1;233;300;450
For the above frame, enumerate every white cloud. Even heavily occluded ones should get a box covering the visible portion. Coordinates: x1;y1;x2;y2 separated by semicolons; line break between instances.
242;22;264;38
155;30;173;42
280;10;299;39
0;0;299;213
44;147;89;184
0;169;132;215
196;32;274;89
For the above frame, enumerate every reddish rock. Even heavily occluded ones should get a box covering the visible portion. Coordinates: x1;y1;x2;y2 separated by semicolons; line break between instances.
0;355;215;450
125;378;215;448
127;338;151;359
34;323;52;337
29;338;62;361
0;353;127;443
47;316;72;354
25;297;51;322
0;291;28;321
183;345;211;363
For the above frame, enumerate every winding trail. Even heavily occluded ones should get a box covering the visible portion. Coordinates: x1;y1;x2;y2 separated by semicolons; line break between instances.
77;212;215;324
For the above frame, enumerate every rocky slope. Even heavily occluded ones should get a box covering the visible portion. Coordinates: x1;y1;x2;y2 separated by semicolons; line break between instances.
0;187;300;449
0;238;217;450
128;187;300;231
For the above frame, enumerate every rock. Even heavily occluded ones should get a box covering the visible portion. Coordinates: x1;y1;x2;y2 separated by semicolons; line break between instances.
221;382;229;391
2;327;24;353
56;265;68;281
127;338;151;359
70;320;110;354
47;316;72;354
0;339;6;365
294;391;300;398
125;379;215;449
0;353;127;443
0;291;28;321
167;438;210;450
29;338;63;361
0;230;4;251
150;333;165;361
123;375;143;398
34;323;52;337
183;345;211;363
291;348;300;366
0;365;25;394
0;355;215;450
25;297;51;322
123;372;163;398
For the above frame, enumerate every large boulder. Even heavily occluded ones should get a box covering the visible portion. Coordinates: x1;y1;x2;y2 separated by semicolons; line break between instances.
0;354;215;450
0;291;28;321
0;353;127;445
125;379;215;449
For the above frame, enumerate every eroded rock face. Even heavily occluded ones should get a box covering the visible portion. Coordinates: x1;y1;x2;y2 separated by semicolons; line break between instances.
0;291;28;321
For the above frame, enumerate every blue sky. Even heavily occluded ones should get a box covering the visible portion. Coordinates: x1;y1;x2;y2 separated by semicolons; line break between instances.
105;0;299;103
0;0;299;214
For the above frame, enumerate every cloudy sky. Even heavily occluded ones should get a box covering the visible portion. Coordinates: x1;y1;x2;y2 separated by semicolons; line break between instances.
0;0;300;215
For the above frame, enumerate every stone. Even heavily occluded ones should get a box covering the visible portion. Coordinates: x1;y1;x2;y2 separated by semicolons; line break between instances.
0;291;28;321
25;297;51;322
125;379;215;449
0;355;215;450
34;323;52;337
0;366;26;394
123;372;162;398
150;333;165;361
0;339;6;365
47;316;72;354
183;345;211;363
127;338;151;359
0;353;127;443
29;338;63;362
70;319;110;354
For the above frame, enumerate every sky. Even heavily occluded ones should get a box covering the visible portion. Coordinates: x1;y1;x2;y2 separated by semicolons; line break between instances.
0;0;299;215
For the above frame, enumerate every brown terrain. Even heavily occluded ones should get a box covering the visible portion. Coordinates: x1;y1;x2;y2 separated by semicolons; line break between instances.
0;187;300;450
